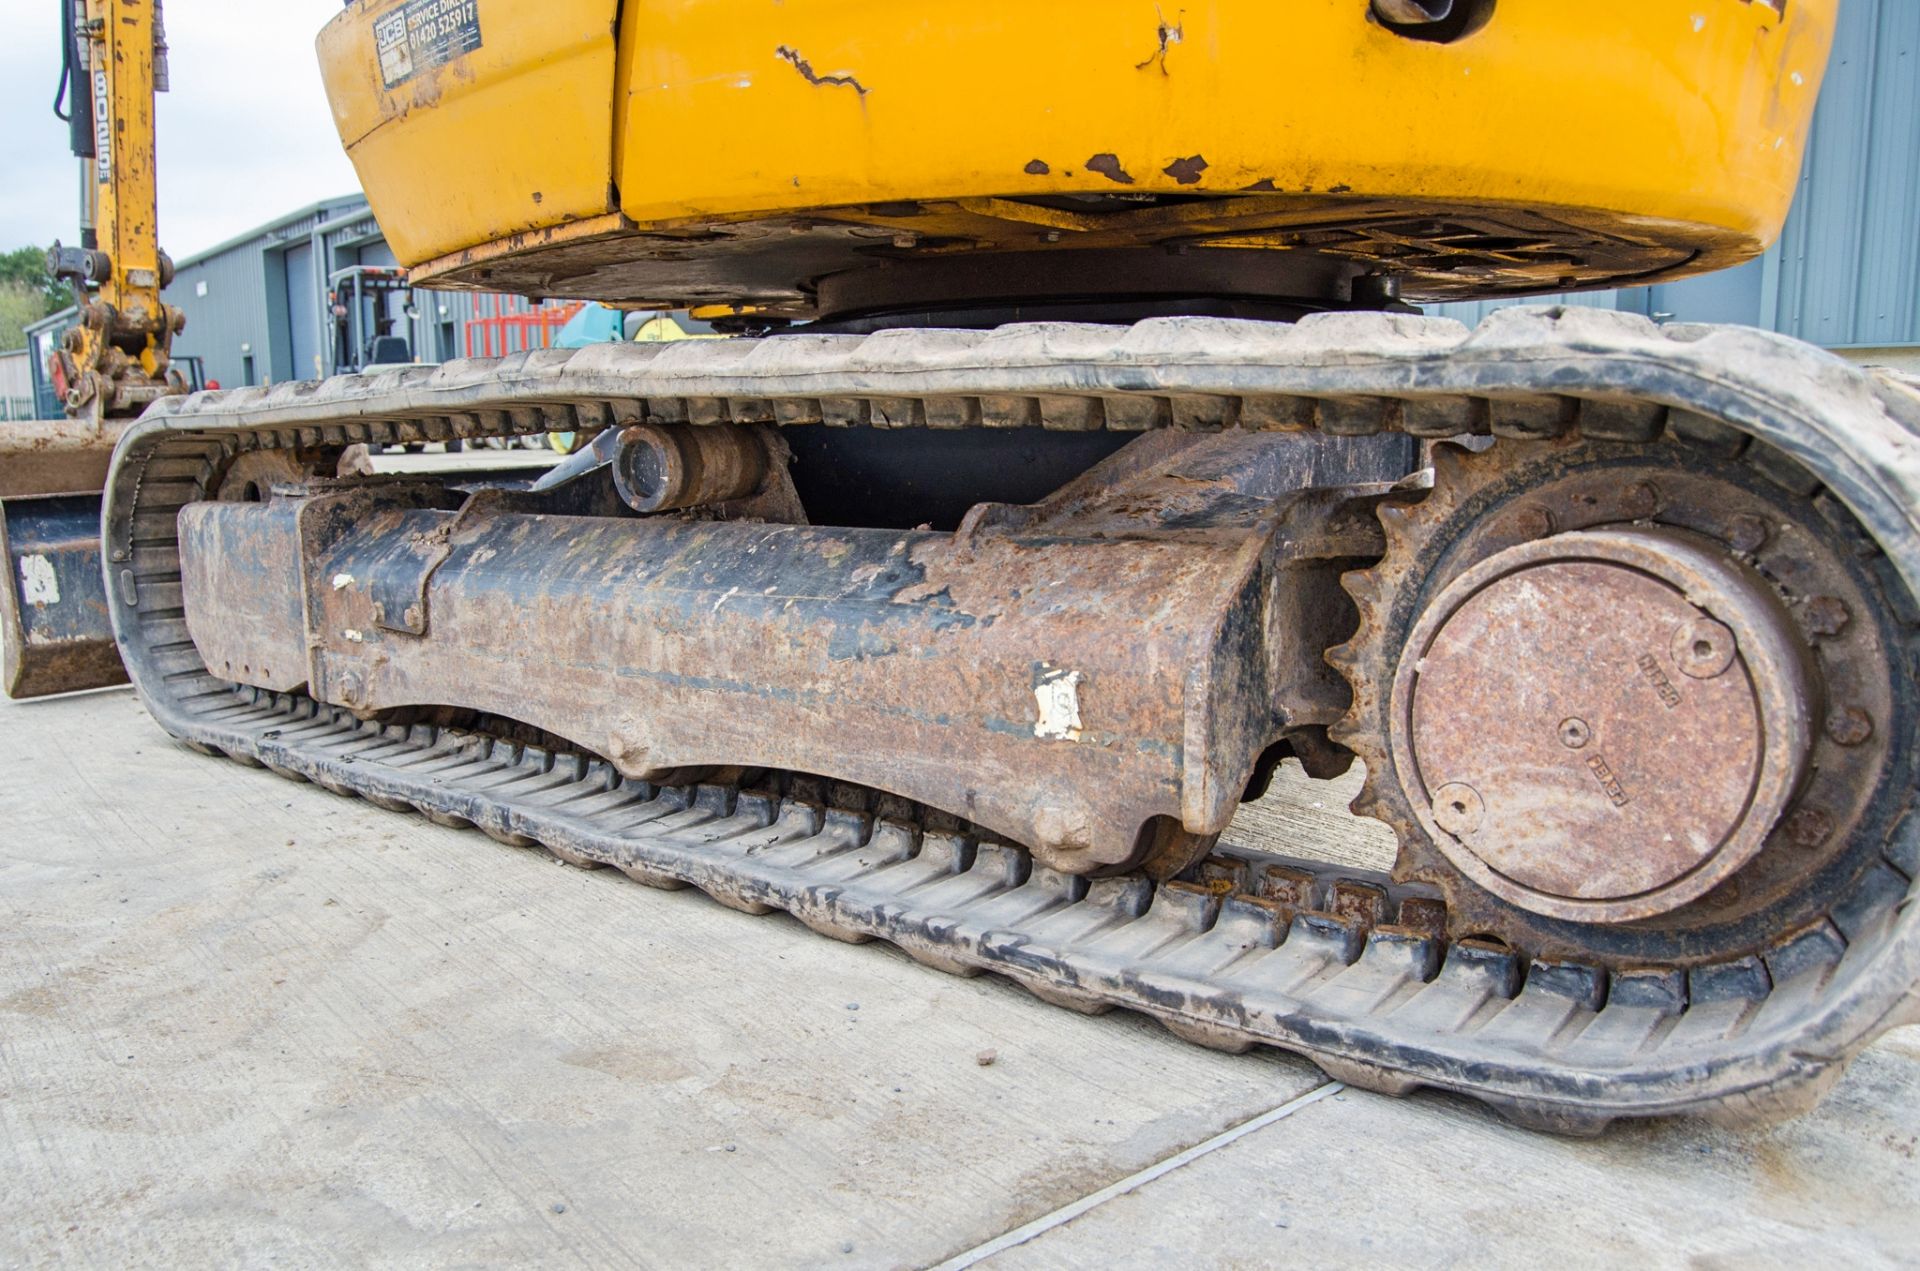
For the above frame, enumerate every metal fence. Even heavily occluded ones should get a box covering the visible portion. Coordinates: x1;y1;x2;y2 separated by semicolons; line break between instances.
463;295;586;359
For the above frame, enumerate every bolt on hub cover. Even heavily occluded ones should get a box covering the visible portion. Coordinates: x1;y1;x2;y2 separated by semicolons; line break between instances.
1389;527;1813;923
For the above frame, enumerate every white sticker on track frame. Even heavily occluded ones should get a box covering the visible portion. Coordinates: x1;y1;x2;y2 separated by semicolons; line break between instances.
20;555;59;607
1032;665;1085;742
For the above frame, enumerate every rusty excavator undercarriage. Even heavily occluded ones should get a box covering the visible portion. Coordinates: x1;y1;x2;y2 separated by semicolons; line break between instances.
6;0;1919;1133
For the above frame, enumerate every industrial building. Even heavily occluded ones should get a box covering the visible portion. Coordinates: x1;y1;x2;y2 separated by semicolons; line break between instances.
23;195;576;417
159;195;579;390
0;348;36;421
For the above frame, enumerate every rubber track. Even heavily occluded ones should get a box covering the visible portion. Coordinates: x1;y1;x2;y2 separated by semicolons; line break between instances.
105;307;1920;1132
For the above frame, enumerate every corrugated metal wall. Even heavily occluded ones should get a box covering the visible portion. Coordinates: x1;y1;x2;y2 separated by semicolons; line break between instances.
1431;0;1919;357
0;349;36;419
170;243;271;390
162;195;510;387
165;197;369;388
1770;0;1920;348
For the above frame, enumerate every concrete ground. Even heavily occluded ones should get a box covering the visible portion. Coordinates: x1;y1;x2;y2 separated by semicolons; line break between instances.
3;688;1916;1269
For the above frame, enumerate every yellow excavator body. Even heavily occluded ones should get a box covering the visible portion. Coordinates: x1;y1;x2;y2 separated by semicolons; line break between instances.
319;0;1833;314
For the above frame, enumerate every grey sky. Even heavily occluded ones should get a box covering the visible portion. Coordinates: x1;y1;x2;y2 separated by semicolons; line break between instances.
0;2;361;260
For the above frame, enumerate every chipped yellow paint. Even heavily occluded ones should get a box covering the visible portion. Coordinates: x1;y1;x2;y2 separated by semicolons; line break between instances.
319;0;1834;276
318;0;621;264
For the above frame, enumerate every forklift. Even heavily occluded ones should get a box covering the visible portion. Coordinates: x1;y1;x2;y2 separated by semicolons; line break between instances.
327;264;417;373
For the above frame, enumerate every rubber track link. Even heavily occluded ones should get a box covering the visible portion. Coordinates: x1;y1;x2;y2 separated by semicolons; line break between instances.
105;307;1920;1133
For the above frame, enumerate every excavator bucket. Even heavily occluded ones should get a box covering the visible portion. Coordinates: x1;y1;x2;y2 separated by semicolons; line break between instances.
0;420;129;699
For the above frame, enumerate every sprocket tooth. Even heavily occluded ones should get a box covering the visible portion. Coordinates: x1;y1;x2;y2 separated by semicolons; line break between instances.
1328;437;1509;945
1340;568;1383;606
1374;505;1422;555
1427;440;1474;484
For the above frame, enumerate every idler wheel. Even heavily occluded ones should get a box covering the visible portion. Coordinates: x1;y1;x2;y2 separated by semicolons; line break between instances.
1389;526;1813;923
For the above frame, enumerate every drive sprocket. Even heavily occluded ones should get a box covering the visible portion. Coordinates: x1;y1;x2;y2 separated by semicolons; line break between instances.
1329;433;1915;968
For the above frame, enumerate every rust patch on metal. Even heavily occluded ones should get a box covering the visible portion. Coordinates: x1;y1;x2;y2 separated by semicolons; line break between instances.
1395;896;1449;939
1255;862;1315;912
1400;533;1806;918
178;431;1406;880
1335;438;1898;967
1804;594;1851;638
1083;154;1136;186
0;419;127;499
1329;879;1390;931
1163;155;1209;185
1023;159;1051;176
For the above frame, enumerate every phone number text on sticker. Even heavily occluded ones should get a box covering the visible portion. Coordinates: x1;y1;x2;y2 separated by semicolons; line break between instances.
375;0;483;90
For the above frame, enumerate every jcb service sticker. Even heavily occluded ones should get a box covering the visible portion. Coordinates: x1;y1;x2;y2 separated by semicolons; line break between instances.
376;0;483;90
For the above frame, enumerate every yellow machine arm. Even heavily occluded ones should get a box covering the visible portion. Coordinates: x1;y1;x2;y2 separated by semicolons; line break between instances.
45;0;184;424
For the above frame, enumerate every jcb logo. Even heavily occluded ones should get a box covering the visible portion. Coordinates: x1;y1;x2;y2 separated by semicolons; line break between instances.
375;10;414;87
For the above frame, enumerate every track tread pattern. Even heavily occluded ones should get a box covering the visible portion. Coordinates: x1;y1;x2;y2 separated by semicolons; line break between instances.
105;307;1920;1133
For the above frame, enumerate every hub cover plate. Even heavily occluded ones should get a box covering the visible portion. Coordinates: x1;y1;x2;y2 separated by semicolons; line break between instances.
1392;527;1813;922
